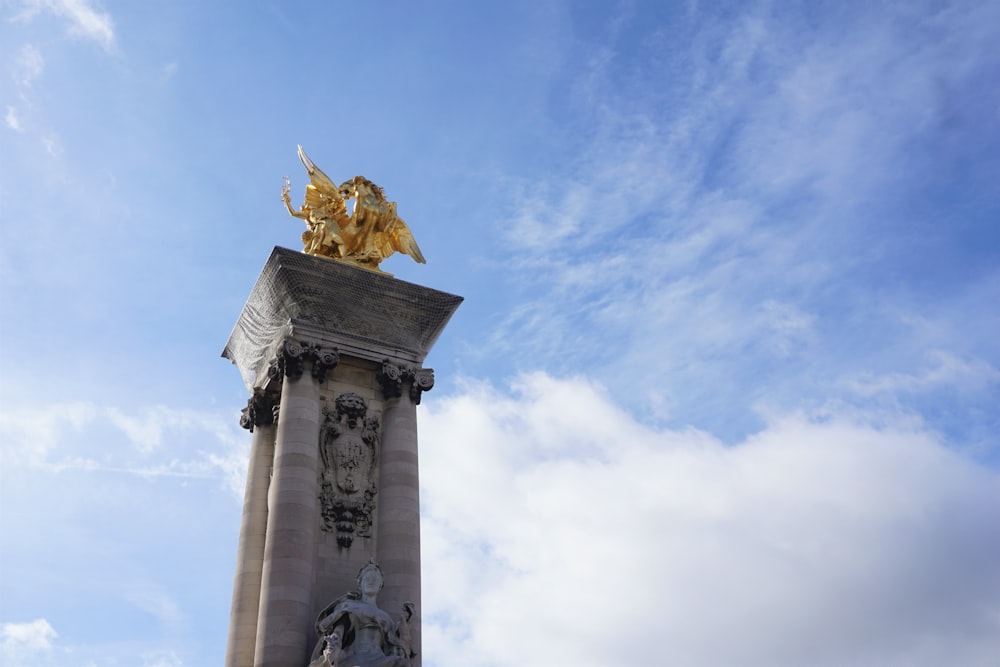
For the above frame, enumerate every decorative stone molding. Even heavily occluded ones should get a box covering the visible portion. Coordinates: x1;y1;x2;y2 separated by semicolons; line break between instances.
319;393;380;548
266;339;340;384
379;361;435;405
239;388;279;432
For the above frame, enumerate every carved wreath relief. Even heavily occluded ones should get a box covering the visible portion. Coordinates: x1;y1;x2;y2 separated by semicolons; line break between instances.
319;393;380;548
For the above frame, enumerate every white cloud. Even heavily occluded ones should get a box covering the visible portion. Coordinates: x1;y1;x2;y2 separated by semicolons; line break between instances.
12;0;115;51
420;374;1000;667
4;105;23;132
1;619;57;663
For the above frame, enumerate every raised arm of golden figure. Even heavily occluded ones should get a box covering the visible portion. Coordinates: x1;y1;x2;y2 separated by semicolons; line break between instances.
282;177;309;220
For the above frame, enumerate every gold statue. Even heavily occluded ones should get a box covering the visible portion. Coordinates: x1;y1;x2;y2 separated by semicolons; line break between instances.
283;146;426;272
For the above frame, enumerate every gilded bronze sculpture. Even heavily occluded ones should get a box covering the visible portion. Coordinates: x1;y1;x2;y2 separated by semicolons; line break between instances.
283;146;426;272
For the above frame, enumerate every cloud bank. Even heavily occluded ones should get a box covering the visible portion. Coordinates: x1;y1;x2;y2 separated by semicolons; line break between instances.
420;374;1000;667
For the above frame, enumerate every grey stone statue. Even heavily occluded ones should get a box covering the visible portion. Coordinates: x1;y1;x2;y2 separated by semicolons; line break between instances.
308;560;415;667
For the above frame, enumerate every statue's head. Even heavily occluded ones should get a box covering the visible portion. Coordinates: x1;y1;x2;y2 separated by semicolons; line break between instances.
357;559;384;596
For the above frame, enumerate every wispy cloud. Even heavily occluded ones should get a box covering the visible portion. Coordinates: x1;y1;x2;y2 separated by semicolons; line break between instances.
4;105;23;131
844;350;1000;397
11;0;115;51
484;2;1000;446
140;651;183;667
10;43;44;86
0;401;98;467
40;133;60;155
0;401;247;495
120;580;185;635
160;61;178;82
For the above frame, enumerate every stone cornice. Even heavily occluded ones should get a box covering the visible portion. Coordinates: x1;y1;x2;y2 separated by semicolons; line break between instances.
222;247;462;391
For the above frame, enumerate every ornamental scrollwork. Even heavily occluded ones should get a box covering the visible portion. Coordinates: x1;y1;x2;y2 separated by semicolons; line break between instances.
379;360;435;405
267;339;340;384
409;368;434;404
319;393;380;548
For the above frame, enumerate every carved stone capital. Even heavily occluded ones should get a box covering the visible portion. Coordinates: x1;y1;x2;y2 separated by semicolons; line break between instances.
279;339;307;380
240;388;279;432
409;368;434;405
379;360;405;399
312;347;340;384
267;339;340;384
380;361;435;405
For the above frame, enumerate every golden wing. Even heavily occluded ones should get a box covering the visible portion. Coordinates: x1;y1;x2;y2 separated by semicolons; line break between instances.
374;212;426;264
297;145;342;201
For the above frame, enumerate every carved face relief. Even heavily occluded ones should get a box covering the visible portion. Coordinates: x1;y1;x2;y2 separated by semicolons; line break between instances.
335;392;367;425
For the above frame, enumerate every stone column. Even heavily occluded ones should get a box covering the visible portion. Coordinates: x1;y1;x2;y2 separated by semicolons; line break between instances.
225;390;278;667
222;248;463;667
253;340;336;667
377;363;434;667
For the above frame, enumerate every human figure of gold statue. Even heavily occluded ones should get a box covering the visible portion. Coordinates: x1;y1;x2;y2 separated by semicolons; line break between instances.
283;146;426;273
282;175;349;258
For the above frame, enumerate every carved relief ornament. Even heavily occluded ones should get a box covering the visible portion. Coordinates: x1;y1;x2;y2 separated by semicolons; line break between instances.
319;393;380;548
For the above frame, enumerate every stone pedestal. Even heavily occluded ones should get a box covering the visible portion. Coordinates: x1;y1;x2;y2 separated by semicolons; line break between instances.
222;247;462;667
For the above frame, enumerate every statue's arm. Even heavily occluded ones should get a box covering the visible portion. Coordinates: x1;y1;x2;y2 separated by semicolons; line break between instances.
282;177;308;220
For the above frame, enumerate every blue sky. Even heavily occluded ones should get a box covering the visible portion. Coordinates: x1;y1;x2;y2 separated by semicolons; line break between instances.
1;1;999;665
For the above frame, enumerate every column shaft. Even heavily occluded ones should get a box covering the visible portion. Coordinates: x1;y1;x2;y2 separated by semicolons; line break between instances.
224;422;275;667
254;373;321;667
377;394;422;667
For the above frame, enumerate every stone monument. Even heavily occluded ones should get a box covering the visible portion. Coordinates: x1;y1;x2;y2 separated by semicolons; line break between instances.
222;149;462;667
